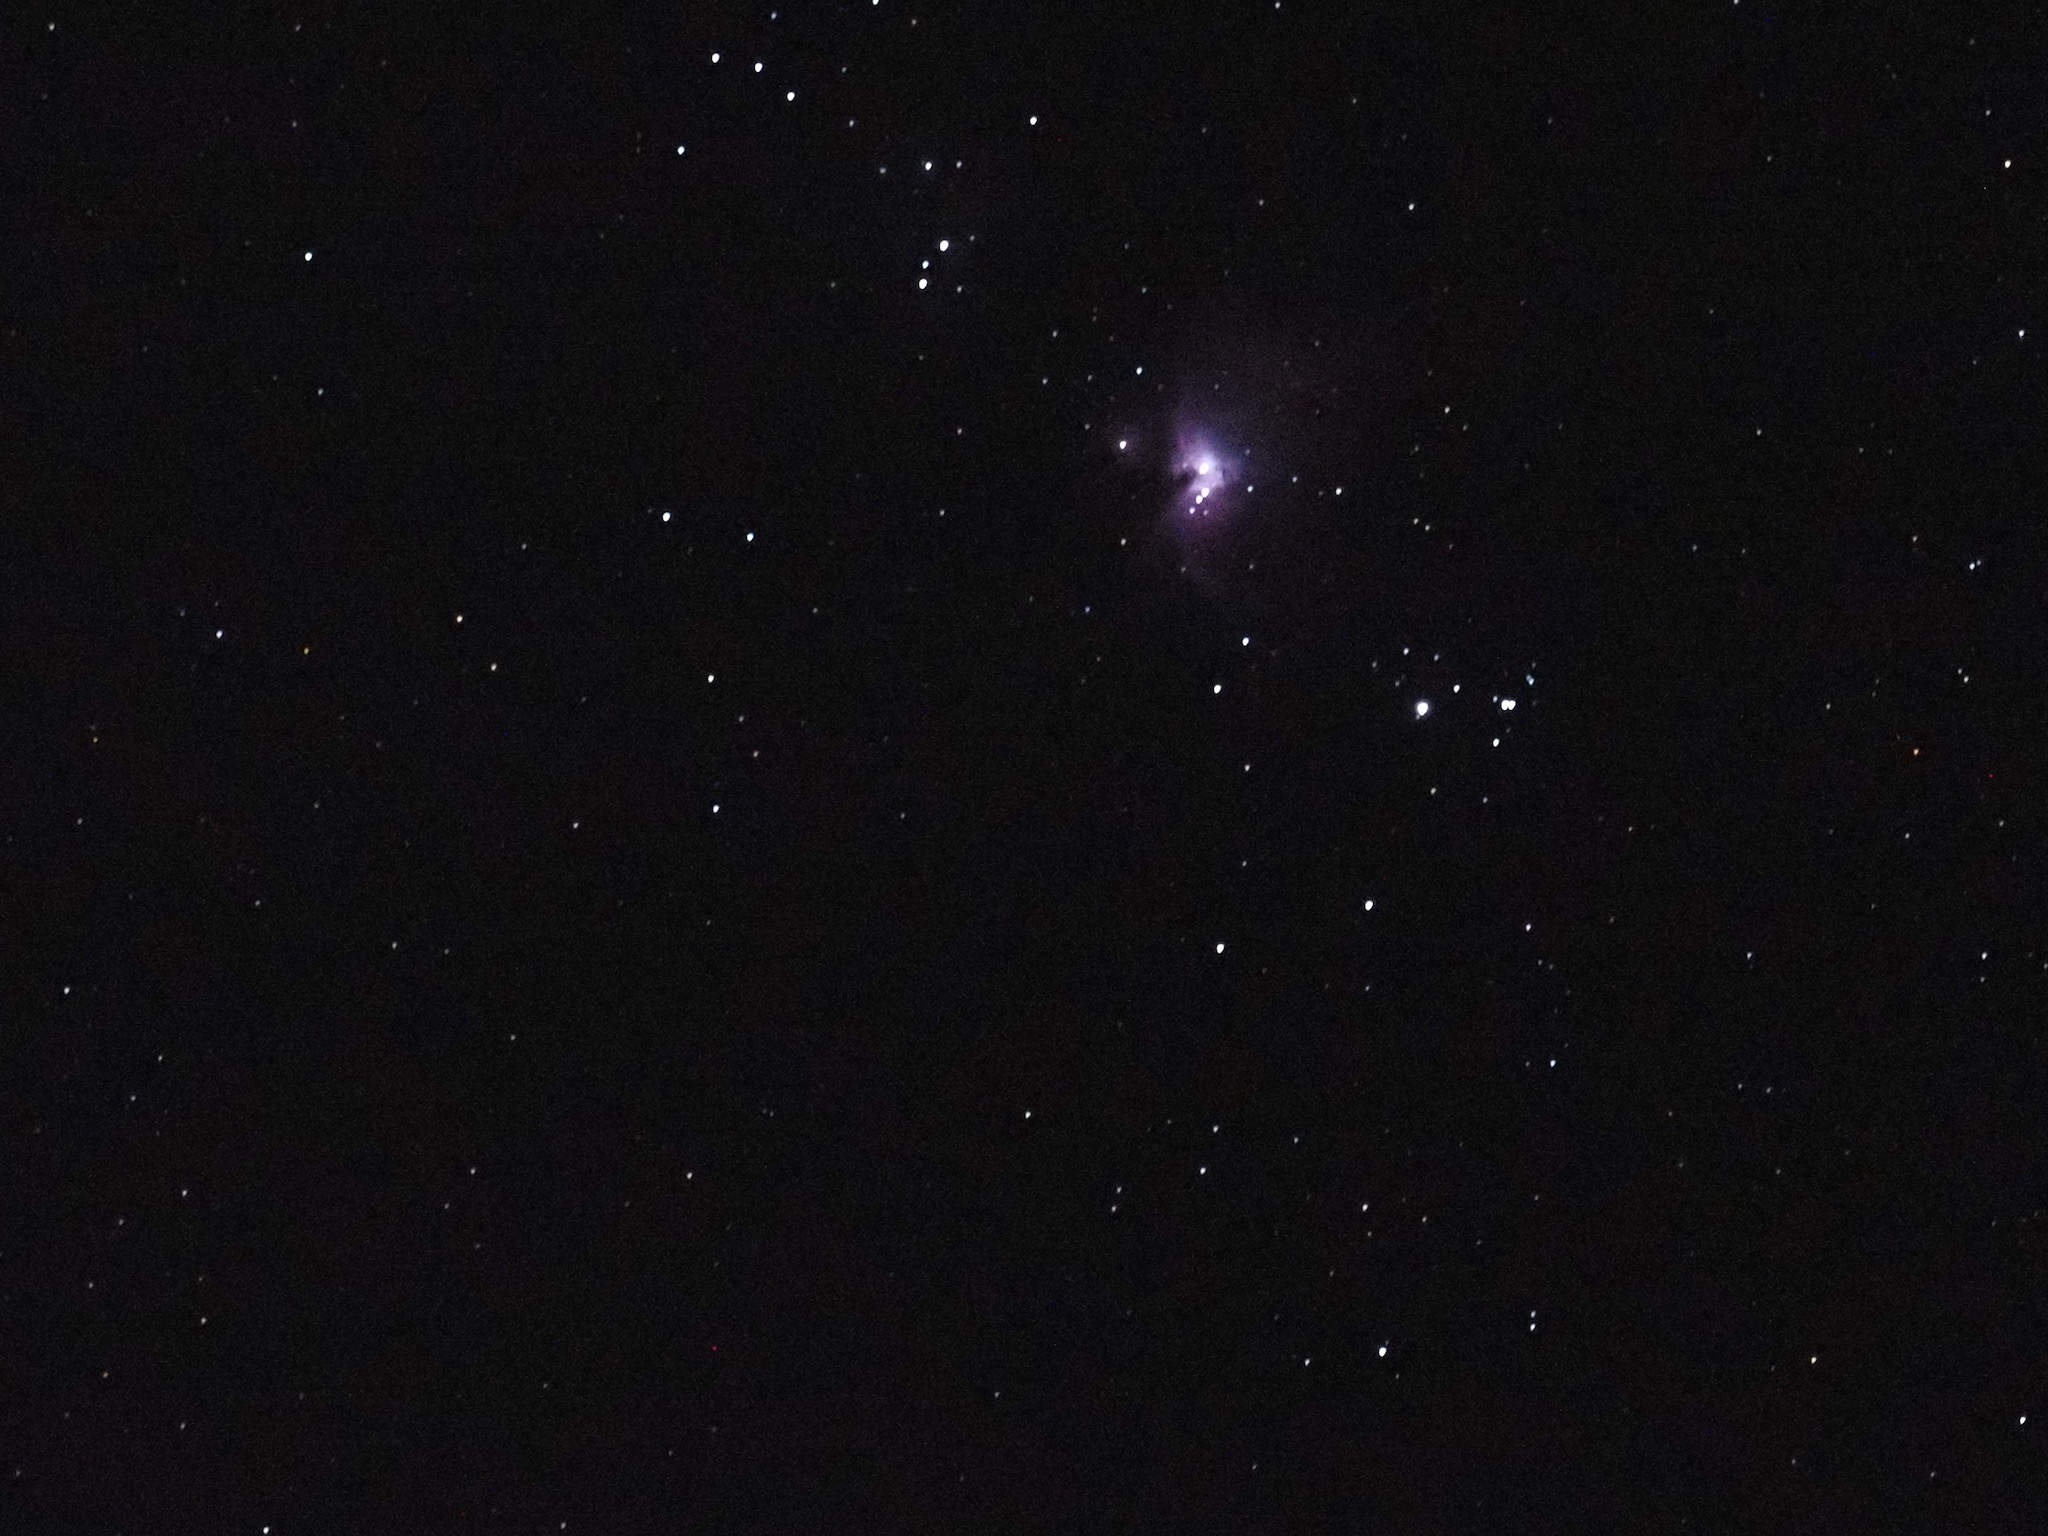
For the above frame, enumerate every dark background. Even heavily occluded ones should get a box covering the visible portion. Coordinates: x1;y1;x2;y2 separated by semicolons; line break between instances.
8;0;2048;1528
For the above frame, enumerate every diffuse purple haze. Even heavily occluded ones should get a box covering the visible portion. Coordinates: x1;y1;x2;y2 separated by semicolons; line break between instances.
1115;324;1355;583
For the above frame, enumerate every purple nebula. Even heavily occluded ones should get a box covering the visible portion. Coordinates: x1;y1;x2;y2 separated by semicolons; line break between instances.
1168;427;1245;533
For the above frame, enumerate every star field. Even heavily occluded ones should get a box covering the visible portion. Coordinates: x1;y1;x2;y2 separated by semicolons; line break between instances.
11;1;2048;1529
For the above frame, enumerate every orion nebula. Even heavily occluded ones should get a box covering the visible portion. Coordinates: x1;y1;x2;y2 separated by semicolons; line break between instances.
1109;320;1366;590
1168;426;1246;532
1130;411;1259;588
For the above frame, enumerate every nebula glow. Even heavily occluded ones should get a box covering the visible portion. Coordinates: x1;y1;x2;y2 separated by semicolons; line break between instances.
1168;426;1245;533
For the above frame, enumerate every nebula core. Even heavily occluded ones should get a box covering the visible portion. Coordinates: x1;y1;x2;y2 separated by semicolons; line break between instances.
1165;424;1248;541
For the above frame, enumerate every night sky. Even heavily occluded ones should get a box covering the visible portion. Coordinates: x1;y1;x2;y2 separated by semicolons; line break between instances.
12;1;2048;1528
